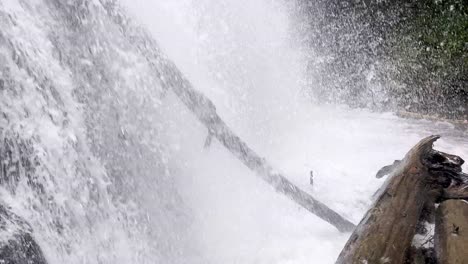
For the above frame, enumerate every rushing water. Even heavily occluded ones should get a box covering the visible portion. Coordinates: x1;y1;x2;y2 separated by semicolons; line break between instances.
0;0;466;263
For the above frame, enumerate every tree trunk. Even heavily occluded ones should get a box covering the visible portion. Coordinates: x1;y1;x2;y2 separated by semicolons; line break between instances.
336;136;444;264
100;7;356;232
159;58;356;232
435;199;468;264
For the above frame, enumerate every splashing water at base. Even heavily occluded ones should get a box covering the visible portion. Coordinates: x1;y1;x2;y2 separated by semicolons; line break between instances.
122;0;468;263
0;0;466;263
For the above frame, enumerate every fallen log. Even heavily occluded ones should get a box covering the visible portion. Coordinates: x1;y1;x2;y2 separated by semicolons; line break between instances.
101;5;355;232
435;199;468;264
442;184;468;200
336;135;466;264
158;60;356;232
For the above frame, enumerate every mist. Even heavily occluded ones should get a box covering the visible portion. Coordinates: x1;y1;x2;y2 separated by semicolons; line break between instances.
0;0;466;263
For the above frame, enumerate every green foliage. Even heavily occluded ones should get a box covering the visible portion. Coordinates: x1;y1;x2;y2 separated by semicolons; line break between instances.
402;0;467;70
299;0;467;118
417;0;467;56
385;0;467;118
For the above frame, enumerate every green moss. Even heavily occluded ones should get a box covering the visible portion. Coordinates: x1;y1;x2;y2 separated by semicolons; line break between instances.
384;0;467;118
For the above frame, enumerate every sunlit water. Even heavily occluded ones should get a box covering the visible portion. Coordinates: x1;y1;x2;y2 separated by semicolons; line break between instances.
0;0;466;264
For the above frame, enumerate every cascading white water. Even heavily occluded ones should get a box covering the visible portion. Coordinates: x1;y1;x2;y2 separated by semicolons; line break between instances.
121;0;468;263
1;0;192;263
123;0;307;139
0;0;467;264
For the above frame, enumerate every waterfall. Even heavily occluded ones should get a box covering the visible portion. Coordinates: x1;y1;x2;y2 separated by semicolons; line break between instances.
0;0;193;263
0;0;466;264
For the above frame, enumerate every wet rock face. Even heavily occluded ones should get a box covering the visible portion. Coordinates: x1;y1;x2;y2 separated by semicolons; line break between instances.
0;205;47;264
0;137;47;264
0;233;47;264
0;136;45;196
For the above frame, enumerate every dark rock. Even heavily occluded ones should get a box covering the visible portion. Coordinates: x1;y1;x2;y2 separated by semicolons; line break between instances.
0;205;47;264
0;136;45;195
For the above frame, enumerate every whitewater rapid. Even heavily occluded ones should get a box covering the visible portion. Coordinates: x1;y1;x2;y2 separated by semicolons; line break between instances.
0;0;466;264
162;94;467;263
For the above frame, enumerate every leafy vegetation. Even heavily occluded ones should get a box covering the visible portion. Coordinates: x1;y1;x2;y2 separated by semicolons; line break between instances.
385;0;467;118
299;0;467;119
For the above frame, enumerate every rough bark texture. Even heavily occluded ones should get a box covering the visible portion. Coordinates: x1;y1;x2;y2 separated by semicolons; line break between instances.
336;136;441;264
435;199;468;264
336;135;467;263
442;182;468;200
407;247;437;264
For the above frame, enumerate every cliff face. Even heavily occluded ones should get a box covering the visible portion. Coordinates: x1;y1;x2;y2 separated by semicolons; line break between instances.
0;1;191;263
297;0;467;120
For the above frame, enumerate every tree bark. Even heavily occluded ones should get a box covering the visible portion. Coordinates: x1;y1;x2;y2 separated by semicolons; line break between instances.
435;199;468;264
442;182;468;200
336;136;443;264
